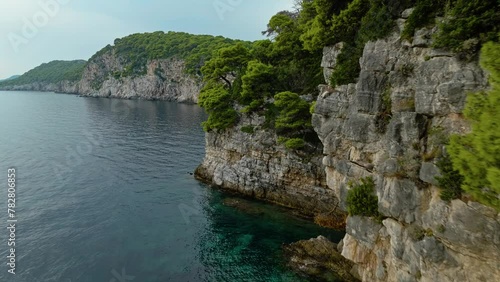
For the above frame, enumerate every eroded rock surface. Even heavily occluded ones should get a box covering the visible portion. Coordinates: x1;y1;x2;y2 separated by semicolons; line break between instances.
78;53;202;103
195;113;339;216
313;12;499;282
284;235;360;282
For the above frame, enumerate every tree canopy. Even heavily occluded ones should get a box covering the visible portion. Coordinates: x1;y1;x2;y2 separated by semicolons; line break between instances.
0;60;86;87
448;40;500;210
89;31;249;77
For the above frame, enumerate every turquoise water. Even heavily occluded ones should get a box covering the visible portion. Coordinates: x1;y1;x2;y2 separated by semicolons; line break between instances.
0;91;343;281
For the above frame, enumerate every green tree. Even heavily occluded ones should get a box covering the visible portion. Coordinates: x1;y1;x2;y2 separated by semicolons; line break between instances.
240;60;276;112
0;60;86;87
274;91;312;134
434;0;500;52
330;0;370;44
198;83;238;131
201;43;251;89
299;0;351;51
448;40;500;210
264;8;324;95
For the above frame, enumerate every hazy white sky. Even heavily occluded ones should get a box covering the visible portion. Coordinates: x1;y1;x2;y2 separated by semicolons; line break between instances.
0;0;294;79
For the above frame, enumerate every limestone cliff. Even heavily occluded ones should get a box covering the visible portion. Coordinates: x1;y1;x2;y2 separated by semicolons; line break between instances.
0;54;201;103
195;113;339;216
0;80;79;94
313;13;499;282
196;9;499;282
78;51;202;103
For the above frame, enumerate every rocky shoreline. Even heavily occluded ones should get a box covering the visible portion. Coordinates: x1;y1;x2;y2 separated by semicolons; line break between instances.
194;112;344;219
0;58;202;104
195;10;499;282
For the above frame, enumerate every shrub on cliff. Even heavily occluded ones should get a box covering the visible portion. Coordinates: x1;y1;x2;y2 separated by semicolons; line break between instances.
274;92;312;134
435;154;464;202
401;0;446;41
434;0;500;53
448;40;500;210
346;177;380;217
277;137;306;150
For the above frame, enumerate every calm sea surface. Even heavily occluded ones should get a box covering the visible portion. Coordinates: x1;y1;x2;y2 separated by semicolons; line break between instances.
0;91;342;282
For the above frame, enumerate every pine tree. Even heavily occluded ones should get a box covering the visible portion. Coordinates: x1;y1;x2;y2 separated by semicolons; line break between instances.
448;40;500;210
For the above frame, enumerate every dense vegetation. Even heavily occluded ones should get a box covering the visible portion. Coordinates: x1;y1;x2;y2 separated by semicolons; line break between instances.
196;0;500;206
0;60;86;87
299;0;499;86
198;0;499;152
89;31;248;78
0;75;20;82
199;7;324;148
448;40;500;210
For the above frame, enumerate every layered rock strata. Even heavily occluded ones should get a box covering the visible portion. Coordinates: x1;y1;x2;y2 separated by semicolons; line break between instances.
78;54;201;103
195;113;339;216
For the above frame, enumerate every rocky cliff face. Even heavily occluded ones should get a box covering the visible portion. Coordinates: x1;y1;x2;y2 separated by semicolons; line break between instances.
0;80;79;94
195;113;339;216
313;13;499;282
0;53;201;103
78;51;202;103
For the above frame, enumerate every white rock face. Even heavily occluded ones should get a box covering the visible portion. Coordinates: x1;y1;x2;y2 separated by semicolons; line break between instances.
0;80;80;93
313;17;499;282
1;53;201;103
78;51;202;103
195;113;339;215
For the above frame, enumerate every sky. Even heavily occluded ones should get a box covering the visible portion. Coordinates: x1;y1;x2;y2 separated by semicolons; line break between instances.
0;0;295;79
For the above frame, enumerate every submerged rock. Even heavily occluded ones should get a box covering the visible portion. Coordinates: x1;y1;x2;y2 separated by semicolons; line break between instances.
284;236;360;282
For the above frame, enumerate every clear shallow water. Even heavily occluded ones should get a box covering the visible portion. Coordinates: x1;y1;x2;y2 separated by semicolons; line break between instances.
0;91;343;282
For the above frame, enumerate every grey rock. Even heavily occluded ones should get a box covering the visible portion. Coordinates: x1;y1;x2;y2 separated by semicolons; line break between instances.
378;178;421;224
419;162;441;185
78;54;202;103
284;235;360;282
401;8;415;19
347;216;383;247
311;17;496;282
322;43;345;84
195;114;339;216
414;236;445;263
0;80;80;93
412;27;433;47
